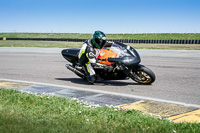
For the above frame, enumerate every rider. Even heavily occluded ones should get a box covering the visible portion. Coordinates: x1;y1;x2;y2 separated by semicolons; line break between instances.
78;31;107;84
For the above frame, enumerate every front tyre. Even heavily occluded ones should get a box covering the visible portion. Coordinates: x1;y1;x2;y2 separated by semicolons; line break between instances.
129;65;156;84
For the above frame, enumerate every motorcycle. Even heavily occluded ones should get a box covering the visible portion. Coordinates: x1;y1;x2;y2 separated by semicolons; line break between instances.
61;42;155;84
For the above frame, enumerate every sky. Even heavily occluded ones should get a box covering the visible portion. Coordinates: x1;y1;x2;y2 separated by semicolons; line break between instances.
0;0;200;33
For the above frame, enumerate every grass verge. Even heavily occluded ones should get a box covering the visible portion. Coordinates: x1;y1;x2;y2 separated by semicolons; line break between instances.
1;40;200;50
0;40;82;48
0;88;200;133
1;33;200;40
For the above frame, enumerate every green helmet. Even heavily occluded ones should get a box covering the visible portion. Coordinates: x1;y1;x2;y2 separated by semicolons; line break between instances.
92;31;107;49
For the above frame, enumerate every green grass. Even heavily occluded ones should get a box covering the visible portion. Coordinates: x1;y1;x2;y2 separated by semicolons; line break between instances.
0;88;199;133
1;33;200;50
1;40;200;50
1;33;200;40
107;33;200;40
0;40;82;48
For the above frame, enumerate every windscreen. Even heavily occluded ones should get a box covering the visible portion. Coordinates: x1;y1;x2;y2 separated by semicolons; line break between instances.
103;43;131;58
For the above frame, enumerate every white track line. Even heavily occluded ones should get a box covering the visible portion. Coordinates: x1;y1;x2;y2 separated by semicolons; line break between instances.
1;78;200;108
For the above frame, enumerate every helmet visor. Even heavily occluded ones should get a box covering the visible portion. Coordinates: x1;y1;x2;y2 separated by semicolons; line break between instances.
95;38;106;48
102;40;106;47
95;38;101;46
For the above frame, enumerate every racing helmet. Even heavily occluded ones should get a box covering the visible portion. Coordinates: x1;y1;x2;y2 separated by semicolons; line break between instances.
92;31;107;49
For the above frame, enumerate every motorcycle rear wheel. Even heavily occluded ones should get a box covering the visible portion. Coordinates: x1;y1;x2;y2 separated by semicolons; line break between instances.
130;66;155;84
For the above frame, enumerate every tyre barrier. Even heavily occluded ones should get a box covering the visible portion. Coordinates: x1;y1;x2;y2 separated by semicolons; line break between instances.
1;38;86;42
108;39;200;44
1;37;200;44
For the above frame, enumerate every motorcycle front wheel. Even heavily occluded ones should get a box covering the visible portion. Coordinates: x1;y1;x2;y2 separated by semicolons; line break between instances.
129;65;156;84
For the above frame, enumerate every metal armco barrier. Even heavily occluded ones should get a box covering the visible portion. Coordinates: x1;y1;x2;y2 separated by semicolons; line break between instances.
1;37;200;44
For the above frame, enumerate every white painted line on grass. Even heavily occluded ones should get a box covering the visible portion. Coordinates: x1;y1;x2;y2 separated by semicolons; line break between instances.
1;78;200;108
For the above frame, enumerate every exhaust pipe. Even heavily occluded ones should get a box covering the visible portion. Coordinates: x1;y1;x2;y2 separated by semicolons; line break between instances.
65;64;85;77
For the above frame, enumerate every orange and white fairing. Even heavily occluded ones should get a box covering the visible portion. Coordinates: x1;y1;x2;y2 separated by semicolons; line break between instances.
97;48;117;65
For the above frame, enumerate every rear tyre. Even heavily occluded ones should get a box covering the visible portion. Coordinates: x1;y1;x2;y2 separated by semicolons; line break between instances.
129;65;155;84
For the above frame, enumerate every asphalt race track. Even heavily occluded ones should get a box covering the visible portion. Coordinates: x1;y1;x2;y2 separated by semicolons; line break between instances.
0;47;200;106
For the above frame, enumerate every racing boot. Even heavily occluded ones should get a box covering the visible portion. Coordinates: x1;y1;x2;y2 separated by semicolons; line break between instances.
82;65;96;84
86;75;96;84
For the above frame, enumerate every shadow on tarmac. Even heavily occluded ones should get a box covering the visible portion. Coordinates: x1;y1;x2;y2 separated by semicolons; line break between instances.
55;78;145;86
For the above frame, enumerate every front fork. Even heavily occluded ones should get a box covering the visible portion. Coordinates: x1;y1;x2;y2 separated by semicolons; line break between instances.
129;71;142;81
